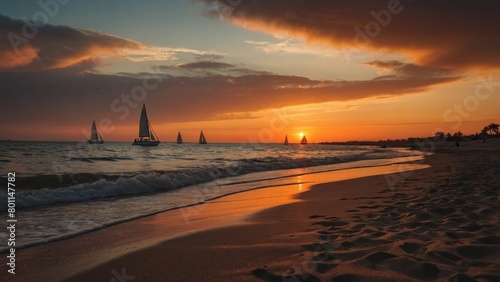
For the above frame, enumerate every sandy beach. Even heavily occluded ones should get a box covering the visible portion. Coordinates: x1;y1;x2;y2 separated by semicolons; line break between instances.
4;141;499;281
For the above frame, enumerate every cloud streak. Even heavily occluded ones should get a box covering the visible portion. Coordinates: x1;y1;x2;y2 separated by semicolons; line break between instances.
245;39;336;57
159;60;270;76
0;15;222;71
0;15;140;71
0;58;461;134
201;0;500;70
0;10;469;140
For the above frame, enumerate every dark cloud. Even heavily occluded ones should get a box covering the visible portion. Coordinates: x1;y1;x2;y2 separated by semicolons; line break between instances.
0;9;470;140
165;61;234;70
159;60;271;76
0;14;141;71
201;0;500;70
194;53;225;61
366;61;457;78
0;59;460;134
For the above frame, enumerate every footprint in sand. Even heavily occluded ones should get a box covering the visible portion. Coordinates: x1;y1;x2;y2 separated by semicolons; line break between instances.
426;250;462;265
382;257;441;280
313;221;349;228
314;263;338;273
399;242;424;254
460;224;483;232
476;235;500;245
450;273;477;282
473;274;500;282
251;268;321;282
455;245;496;259
308;215;325;219
364;251;397;263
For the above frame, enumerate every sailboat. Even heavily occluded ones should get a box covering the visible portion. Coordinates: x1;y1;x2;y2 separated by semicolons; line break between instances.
284;135;289;145
132;104;160;146
88;120;104;144
199;131;207;144
300;135;308;145
177;132;183;144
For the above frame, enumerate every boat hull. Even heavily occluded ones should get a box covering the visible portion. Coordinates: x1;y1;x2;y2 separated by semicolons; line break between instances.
88;140;104;144
132;140;160;146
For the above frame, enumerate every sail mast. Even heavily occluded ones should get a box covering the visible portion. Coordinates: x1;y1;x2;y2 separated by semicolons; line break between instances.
301;135;308;144
90;120;98;140
199;131;207;144
132;104;160;146
138;104;150;138
148;120;159;141
88;120;104;144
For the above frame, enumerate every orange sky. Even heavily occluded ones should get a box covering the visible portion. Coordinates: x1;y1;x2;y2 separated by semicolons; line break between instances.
0;1;499;142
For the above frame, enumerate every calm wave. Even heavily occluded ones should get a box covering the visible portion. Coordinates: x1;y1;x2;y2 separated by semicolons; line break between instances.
0;141;423;252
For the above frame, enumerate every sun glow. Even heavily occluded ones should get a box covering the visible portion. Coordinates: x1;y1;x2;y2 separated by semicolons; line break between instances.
299;132;304;137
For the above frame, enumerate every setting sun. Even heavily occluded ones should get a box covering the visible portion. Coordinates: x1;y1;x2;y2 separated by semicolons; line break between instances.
0;0;498;144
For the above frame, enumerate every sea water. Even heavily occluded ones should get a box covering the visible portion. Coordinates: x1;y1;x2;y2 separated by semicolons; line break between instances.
0;141;423;252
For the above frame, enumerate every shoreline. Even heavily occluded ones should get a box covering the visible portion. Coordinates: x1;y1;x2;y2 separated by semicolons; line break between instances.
3;160;427;281
4;142;499;281
7;144;415;188
1;155;424;254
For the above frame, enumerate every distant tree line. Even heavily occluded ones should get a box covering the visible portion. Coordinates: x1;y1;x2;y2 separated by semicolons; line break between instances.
433;122;499;143
320;122;499;147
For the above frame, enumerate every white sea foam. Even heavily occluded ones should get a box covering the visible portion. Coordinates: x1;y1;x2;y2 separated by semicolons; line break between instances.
0;154;425;253
0;142;425;253
0;149;414;211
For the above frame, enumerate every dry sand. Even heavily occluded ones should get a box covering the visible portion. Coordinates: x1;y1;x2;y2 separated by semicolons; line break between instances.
4;142;500;281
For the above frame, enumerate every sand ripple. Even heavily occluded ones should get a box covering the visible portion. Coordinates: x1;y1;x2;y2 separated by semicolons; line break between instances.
253;147;500;281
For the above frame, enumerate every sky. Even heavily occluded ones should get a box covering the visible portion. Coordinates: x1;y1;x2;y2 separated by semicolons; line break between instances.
0;0;499;143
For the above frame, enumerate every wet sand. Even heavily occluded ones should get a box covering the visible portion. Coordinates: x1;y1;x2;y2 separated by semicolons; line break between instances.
5;141;500;281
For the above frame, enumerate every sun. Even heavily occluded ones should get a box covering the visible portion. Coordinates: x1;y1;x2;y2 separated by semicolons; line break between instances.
299;132;304;137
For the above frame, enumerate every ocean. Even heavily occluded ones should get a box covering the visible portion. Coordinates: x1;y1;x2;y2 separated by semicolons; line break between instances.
0;141;423;252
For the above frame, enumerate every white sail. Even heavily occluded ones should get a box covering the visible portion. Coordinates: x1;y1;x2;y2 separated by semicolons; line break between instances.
301;136;308;144
88;120;104;144
177;132;183;144
132;104;160;146
199;131;207;144
139;105;150;138
90;120;98;140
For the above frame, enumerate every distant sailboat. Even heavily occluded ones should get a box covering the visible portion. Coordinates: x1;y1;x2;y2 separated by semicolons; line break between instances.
88;120;104;144
284;135;289;145
300;135;308;145
199;131;207;144
177;132;183;144
132;104;160;146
